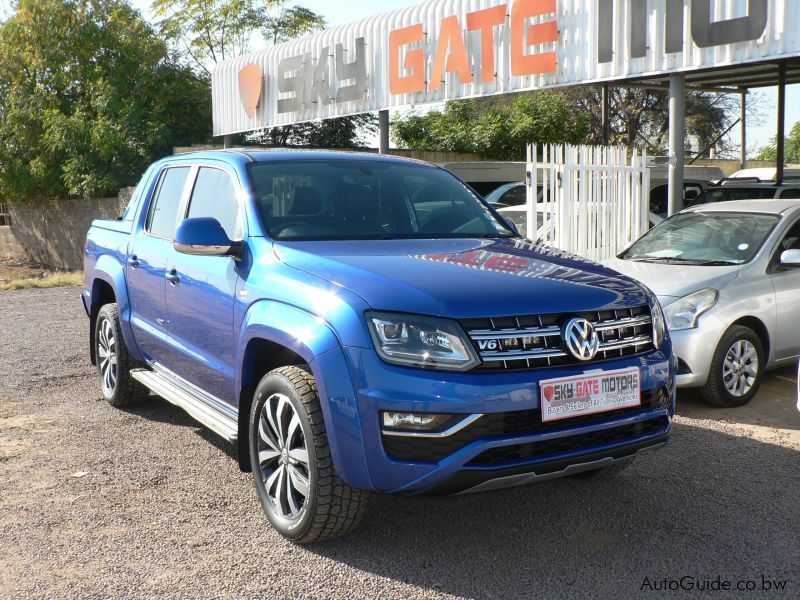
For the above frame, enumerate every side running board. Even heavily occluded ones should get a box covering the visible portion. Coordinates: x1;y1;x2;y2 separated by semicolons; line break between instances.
130;368;238;443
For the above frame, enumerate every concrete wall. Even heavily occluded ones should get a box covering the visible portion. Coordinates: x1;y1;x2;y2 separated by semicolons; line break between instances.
0;226;26;260
6;188;134;270
689;159;779;177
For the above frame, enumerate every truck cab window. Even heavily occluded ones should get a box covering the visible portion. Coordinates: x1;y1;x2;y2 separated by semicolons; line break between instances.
147;167;190;239
187;168;242;240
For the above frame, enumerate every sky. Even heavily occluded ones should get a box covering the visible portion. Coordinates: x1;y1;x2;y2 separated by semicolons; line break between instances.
132;0;798;156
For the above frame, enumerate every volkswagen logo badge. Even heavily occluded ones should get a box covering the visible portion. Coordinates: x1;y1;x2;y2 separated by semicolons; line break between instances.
563;317;600;361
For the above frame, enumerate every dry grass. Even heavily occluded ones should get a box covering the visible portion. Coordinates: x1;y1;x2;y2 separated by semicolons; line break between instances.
0;272;83;291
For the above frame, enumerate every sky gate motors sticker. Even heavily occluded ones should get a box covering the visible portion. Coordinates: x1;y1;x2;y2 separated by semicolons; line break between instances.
540;367;641;423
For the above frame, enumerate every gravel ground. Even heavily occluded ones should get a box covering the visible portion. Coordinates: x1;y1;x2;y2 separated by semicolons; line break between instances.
0;288;798;599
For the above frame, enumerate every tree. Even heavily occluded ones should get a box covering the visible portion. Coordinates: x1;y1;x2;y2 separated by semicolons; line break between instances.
248;113;378;149
756;121;800;164
0;0;211;201
153;0;374;149
392;93;590;160
564;86;748;158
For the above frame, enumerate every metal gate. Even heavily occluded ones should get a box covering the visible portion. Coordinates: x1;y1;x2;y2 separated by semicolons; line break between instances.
525;144;650;263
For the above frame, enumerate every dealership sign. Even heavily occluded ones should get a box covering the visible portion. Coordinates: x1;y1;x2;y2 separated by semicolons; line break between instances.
212;0;799;135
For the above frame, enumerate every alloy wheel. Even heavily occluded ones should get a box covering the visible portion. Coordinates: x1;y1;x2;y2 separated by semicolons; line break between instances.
97;317;118;396
257;393;311;520
722;340;758;397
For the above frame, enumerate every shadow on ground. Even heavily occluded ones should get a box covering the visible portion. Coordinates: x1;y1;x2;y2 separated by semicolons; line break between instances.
302;422;797;598
677;366;799;433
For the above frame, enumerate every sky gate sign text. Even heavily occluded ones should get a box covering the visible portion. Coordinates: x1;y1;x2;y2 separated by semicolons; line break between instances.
211;0;798;136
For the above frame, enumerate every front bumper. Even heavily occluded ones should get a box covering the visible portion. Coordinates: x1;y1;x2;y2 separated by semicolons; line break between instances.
669;313;729;388
314;344;675;495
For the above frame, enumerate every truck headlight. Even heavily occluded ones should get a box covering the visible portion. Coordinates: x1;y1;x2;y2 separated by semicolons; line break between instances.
663;288;719;331
366;311;481;371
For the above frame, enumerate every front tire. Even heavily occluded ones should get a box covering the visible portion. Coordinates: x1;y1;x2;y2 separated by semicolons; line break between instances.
95;304;149;408
249;366;368;543
701;325;765;407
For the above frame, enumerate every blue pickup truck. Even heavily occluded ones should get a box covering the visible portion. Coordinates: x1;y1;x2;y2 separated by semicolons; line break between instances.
83;150;675;542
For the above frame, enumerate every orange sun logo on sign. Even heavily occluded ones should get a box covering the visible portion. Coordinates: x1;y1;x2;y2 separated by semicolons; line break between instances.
238;64;263;119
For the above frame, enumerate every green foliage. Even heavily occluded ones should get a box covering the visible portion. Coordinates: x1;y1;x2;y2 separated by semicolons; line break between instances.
564;87;746;157
261;1;325;45
154;0;326;74
756;121;800;164
153;0;261;74
153;0;370;149
392;94;590;160
0;0;211;201
248;113;378;149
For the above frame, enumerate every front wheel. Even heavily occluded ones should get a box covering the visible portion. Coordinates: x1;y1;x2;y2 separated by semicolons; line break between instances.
249;366;368;543
701;325;765;407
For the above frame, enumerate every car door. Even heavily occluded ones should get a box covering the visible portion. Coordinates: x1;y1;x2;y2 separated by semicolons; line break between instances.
163;165;244;403
769;216;800;360
126;166;192;363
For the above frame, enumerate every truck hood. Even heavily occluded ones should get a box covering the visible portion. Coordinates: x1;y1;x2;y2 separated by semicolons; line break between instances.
274;239;648;319
605;258;739;305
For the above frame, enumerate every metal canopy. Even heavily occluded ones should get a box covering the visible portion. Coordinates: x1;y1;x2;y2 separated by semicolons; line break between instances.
628;57;800;90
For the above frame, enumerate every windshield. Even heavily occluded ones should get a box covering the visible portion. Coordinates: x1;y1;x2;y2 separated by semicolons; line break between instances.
688;187;776;207
622;212;779;265
248;160;516;241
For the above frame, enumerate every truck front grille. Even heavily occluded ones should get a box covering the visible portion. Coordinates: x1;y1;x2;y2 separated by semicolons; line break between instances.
462;306;654;371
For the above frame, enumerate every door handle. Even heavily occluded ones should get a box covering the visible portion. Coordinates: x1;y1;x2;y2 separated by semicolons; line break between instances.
128;255;140;269
165;268;180;286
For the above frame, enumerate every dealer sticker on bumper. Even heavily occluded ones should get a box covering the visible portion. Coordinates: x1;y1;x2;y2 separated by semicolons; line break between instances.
539;367;641;423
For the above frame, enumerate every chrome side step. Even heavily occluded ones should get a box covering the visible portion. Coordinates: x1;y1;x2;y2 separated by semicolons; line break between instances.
130;368;238;443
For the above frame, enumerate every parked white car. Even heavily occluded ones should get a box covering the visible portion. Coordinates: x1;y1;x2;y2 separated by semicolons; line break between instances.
608;200;800;407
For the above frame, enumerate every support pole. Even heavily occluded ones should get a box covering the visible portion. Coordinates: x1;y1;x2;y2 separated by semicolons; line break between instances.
379;110;390;155
740;91;747;170
668;74;685;217
777;62;786;184
601;84;611;145
223;135;233;149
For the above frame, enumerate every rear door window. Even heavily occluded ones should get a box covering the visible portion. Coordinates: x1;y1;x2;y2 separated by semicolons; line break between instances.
779;188;800;199
186;167;243;240
147;167;191;239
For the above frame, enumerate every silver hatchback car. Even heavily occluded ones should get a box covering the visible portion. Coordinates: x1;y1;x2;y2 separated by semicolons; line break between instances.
608;200;800;407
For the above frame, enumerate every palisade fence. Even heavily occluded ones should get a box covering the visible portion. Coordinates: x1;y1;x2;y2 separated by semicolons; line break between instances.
526;144;650;263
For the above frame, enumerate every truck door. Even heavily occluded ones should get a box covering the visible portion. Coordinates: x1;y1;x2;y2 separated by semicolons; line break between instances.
126;166;191;364
164;165;243;403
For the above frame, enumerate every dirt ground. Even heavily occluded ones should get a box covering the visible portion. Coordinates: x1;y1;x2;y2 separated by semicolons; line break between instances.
0;259;44;283
0;287;797;599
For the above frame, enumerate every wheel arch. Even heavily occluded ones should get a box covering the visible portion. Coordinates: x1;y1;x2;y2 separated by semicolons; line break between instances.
235;300;342;473
88;278;116;365
730;316;771;362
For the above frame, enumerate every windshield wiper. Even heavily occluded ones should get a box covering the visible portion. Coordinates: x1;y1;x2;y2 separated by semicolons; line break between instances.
627;256;736;266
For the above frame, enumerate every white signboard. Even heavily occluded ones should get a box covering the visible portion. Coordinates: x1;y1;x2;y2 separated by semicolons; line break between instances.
212;0;800;135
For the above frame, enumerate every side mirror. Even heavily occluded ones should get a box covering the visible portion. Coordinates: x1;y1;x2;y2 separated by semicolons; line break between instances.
780;249;800;268
174;217;240;257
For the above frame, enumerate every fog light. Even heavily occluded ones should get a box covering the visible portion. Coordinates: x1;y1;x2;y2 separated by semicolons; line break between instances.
381;411;452;431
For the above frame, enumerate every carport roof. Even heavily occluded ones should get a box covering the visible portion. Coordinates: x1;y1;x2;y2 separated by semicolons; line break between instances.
621;57;800;91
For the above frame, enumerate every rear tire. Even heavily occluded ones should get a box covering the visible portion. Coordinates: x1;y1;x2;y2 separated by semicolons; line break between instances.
95;303;149;408
571;457;635;481
701;325;764;408
249;366;368;543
